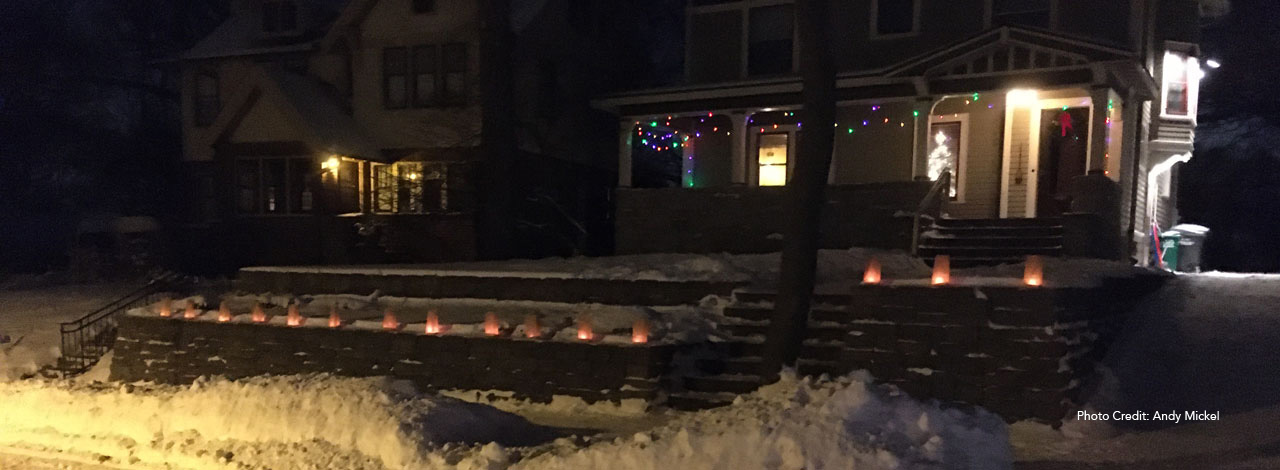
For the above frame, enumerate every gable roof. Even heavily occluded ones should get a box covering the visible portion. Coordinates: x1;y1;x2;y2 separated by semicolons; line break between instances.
886;27;1135;78
201;64;385;162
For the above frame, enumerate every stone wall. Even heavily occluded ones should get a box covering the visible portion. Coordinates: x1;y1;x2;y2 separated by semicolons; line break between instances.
802;277;1161;423
111;314;676;405
615;181;932;255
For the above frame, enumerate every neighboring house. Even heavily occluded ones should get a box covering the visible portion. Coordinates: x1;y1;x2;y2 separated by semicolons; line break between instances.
177;0;634;271
597;0;1203;266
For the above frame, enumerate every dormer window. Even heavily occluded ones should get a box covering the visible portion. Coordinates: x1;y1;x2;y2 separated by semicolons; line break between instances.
263;1;297;34
413;0;435;14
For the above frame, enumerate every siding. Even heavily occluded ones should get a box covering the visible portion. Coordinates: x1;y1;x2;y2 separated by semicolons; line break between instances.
933;95;1005;219
832;101;915;184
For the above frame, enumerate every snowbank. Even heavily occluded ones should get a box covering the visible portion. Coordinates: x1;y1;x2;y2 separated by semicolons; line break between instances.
239;248;930;286
0;283;133;381
514;372;1013;470
0;375;554;469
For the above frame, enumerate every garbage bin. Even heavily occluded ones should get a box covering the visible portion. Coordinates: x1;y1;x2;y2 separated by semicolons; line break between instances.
1170;224;1210;273
1159;231;1181;271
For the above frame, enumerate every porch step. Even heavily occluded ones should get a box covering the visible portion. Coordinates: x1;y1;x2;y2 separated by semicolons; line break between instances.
666;391;739;410
921;218;1065;267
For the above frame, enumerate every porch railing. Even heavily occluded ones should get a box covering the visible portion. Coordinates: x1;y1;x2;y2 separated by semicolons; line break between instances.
910;170;951;256
57;271;188;377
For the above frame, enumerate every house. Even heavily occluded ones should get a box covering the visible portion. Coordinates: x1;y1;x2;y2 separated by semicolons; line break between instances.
596;0;1203;266
176;0;641;272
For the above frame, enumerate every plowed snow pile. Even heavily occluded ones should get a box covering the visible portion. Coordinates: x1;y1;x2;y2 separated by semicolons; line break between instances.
0;375;554;469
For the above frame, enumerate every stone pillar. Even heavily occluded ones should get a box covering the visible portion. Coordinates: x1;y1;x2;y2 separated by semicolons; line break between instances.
912;97;934;179
618;120;634;187
1088;87;1112;173
730;112;749;185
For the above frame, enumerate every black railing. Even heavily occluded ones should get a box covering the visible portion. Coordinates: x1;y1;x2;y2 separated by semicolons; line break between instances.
911;170;951;256
57;271;187;377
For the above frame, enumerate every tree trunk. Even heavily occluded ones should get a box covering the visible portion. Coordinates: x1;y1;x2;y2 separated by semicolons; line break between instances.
477;0;517;259
762;0;838;379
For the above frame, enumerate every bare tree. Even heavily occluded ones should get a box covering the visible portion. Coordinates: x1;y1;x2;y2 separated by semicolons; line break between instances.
762;0;838;378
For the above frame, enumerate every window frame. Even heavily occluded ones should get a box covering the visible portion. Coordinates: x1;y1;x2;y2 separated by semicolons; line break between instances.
984;0;1057;30
686;0;798;80
234;157;317;216
440;43;469;106
927;114;970;203
412;0;436;14
383;47;409;109
1160;48;1200;121
746;4;796;76
370;162;450;214
193;70;220;127
870;0;921;40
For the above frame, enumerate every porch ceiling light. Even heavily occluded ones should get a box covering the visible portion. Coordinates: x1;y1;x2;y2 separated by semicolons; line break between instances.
1206;59;1221;69
322;156;341;174
1007;89;1039;108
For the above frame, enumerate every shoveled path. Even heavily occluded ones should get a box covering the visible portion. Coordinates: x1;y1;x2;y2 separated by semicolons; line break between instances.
1014;273;1280;469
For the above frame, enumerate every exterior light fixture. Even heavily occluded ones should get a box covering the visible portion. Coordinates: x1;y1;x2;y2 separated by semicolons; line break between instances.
1006;89;1039;108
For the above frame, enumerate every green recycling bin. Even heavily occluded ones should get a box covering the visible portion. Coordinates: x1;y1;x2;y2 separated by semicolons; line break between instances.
1159;231;1181;271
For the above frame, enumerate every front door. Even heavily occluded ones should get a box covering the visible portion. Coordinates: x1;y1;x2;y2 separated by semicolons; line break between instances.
1036;107;1089;217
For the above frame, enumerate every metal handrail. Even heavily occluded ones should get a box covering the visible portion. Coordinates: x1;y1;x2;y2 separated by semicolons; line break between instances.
57;271;186;376
910;171;951;256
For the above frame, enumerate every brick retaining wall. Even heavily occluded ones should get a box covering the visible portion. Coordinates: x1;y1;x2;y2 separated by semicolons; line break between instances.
111;314;676;405
801;277;1161;423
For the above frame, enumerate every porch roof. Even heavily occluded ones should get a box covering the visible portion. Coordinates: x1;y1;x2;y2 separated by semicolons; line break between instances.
594;26;1158;117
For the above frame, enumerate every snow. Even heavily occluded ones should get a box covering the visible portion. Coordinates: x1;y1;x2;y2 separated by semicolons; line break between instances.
0;375;555;470
0;283;133;382
513;371;1012;470
241;248;932;286
1010;273;1280;467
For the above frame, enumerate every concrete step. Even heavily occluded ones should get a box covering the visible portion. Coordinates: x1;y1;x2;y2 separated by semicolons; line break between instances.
919;246;1063;258
695;356;763;376
666;391;738;411
921;235;1064;248
934;217;1063;228
683;374;765;394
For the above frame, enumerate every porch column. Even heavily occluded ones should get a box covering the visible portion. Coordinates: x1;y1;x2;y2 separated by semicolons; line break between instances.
911;97;934;179
730;111;749;185
1088;87;1113;173
618;119;634;187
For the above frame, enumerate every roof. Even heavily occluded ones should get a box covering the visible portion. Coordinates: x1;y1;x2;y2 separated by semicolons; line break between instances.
261;66;385;161
182;0;349;61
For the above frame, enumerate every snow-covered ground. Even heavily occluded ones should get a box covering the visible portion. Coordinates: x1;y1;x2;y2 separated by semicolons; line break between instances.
0;372;1012;470
0;282;133;381
1011;273;1280;469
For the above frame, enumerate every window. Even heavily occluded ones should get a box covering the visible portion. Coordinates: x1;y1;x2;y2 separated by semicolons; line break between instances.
372;162;448;213
194;72;219;127
747;5;794;76
991;0;1051;28
873;0;918;37
1162;50;1199;119
757;133;789;186
412;46;437;107
383;47;408;108
262;1;297;34
412;0;435;14
442;43;468;105
385;44;467;108
928;122;963;199
235;158;317;215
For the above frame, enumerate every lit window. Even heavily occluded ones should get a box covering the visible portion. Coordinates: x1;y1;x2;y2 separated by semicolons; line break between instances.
373;162;449;213
1162;50;1200;119
235;158;317;215
928;122;962;199
874;0;918;37
758;133;789;186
